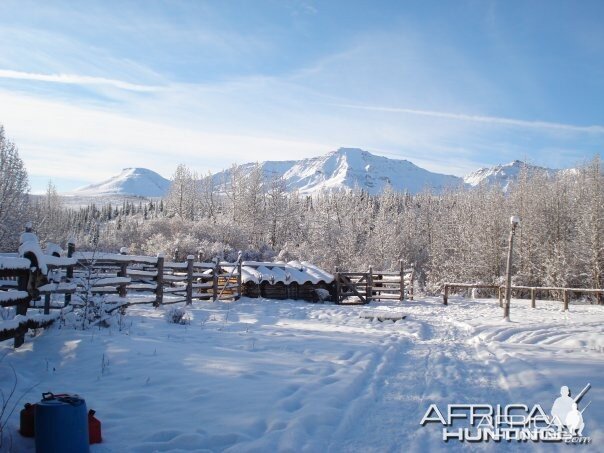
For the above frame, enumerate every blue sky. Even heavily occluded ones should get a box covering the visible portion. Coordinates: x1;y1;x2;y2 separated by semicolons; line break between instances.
0;0;602;193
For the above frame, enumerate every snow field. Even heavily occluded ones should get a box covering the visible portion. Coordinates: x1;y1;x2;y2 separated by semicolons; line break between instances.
1;296;603;452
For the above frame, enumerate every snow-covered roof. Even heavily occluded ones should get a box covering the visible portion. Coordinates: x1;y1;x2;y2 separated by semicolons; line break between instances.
300;261;334;282
238;262;333;285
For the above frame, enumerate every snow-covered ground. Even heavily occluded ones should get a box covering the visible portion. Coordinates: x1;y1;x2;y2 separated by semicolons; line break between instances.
2;296;603;452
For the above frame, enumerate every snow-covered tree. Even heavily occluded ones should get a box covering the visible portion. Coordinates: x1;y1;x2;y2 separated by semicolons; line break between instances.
166;164;199;220
0;125;29;251
32;180;66;245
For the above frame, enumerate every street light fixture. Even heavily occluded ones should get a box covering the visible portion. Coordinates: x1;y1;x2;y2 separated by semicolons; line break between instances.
504;216;520;321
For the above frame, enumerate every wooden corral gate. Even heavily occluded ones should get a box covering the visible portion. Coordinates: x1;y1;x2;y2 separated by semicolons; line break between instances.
335;272;371;304
334;261;414;304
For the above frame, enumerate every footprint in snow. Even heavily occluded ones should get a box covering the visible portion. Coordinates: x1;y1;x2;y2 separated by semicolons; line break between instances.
278;398;303;412
143;429;183;442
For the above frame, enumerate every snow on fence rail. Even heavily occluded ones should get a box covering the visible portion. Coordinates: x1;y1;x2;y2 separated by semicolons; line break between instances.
0;313;58;343
442;282;604;310
0;256;37;347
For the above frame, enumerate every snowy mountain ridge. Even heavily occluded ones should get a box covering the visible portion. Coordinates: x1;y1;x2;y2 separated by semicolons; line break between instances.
463;160;558;191
210;148;463;195
66;149;562;198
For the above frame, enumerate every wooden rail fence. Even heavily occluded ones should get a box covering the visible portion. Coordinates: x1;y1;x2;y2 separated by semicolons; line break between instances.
442;282;604;311
35;246;243;308
334;260;414;304
1;240;243;348
0;259;43;348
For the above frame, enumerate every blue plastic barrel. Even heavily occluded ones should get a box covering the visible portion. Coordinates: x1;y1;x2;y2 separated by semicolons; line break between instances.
35;393;90;453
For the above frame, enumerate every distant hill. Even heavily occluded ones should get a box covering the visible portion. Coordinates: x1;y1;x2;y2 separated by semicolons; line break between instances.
71;168;170;197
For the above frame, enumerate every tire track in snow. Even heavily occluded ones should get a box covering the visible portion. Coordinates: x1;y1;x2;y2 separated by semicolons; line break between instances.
328;310;534;452
327;332;414;453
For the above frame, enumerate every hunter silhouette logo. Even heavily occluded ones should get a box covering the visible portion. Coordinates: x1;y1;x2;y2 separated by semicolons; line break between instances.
420;383;593;444
551;383;591;438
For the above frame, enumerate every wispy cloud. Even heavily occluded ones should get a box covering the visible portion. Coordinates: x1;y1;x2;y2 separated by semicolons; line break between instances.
0;69;162;92
0;89;331;186
333;103;604;134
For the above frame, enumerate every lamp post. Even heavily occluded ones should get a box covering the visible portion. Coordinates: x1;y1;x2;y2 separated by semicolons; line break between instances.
504;216;520;321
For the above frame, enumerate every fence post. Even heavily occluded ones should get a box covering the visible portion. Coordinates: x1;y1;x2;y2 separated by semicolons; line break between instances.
155;253;164;307
236;256;242;300
399;259;405;301
212;259;219;301
443;284;449;305
65;240;75;307
186;255;194;305
498;286;503;307
14;270;31;348
563;290;569;311
118;262;128;298
409;264;415;300
531;288;536;308
335;266;340;305
367;266;373;303
44;293;51;315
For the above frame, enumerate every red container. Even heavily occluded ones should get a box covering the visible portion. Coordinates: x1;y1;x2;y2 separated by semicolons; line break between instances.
19;403;36;437
88;409;102;444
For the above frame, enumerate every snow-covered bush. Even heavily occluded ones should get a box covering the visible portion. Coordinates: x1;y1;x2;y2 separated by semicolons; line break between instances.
57;294;116;330
165;307;192;325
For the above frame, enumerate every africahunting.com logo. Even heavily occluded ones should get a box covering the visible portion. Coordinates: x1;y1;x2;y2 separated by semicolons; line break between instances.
420;383;592;444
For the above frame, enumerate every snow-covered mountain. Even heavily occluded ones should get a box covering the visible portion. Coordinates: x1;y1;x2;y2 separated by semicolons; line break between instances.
72;167;170;197
66;152;565;200
211;148;463;195
463;160;557;191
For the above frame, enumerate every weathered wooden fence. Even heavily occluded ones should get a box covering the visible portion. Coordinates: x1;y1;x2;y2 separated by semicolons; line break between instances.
442;282;604;311
334;261;414;304
0;257;57;347
1;239;243;347
39;247;243;309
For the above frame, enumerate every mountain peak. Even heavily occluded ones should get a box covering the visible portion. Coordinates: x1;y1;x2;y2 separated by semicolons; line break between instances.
73;167;170;197
508;160;526;167
120;167;159;175
332;147;367;156
213;147;462;195
464;160;556;190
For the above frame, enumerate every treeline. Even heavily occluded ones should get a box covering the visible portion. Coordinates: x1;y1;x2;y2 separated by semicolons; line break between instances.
1;125;602;293
26;160;604;294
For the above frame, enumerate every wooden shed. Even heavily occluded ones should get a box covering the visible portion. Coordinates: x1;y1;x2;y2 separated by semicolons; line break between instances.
239;261;334;302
